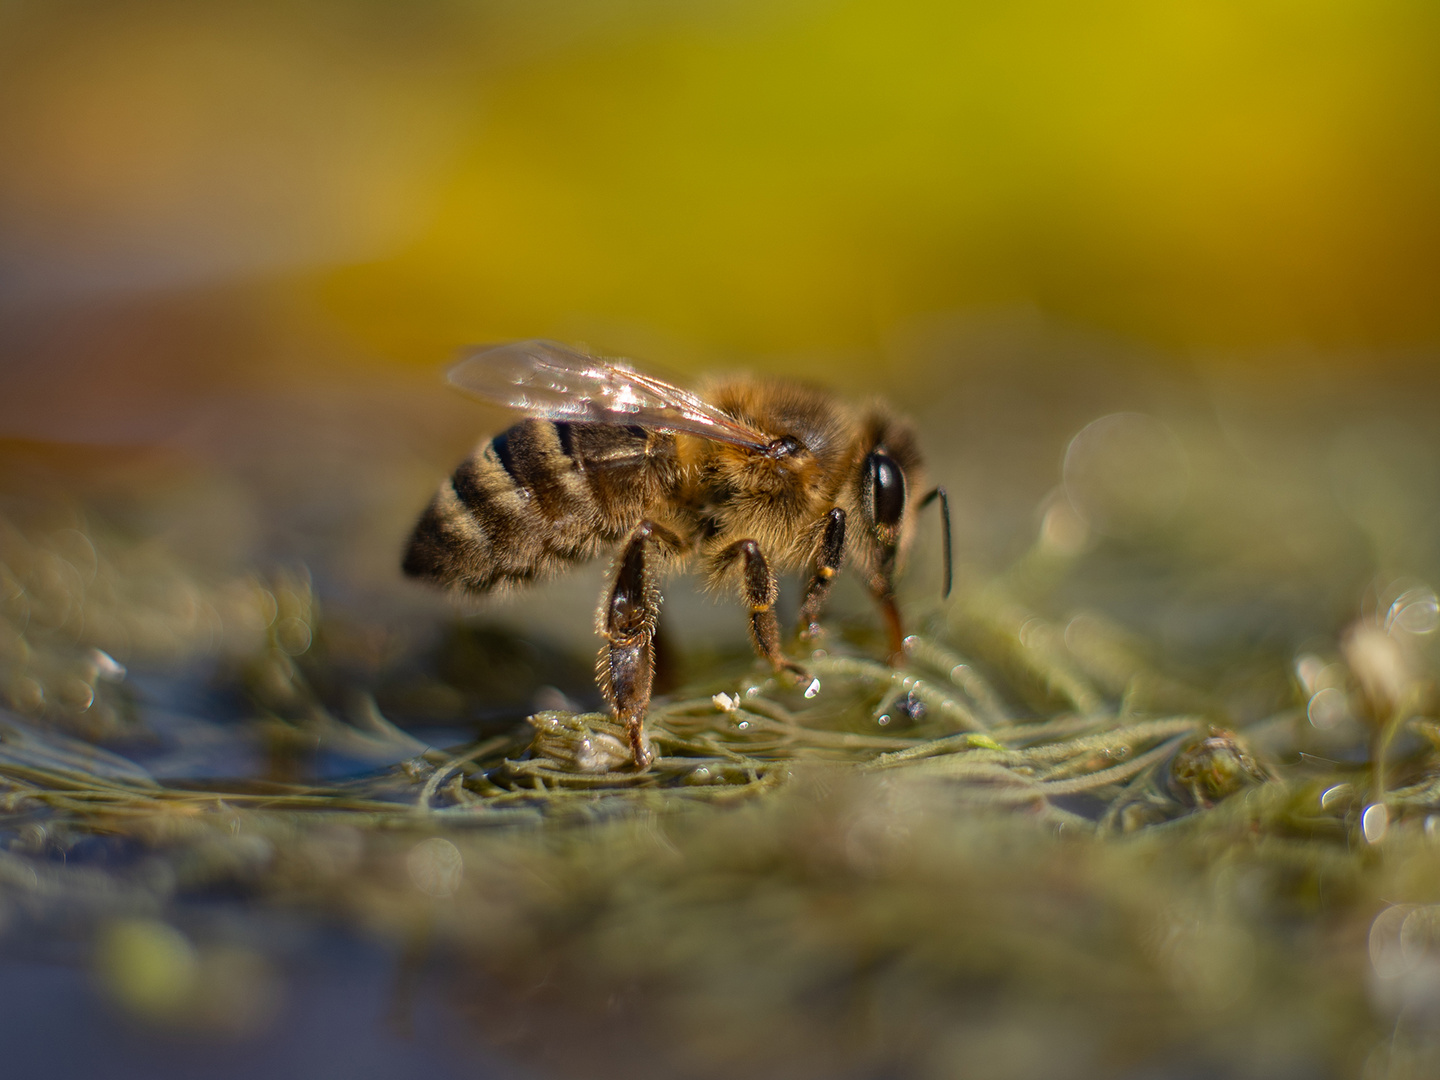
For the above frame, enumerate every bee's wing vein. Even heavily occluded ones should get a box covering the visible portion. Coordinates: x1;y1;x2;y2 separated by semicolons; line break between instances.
448;339;770;450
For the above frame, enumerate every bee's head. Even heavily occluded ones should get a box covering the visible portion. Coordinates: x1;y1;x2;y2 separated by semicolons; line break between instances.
852;411;925;598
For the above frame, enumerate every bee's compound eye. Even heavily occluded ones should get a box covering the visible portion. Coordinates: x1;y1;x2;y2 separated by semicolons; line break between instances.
866;452;907;527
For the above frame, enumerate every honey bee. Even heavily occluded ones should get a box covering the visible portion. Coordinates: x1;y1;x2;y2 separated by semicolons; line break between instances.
404;340;950;768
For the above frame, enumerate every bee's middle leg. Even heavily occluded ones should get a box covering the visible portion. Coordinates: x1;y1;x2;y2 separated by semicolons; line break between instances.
717;539;806;678
797;507;846;642
600;521;680;769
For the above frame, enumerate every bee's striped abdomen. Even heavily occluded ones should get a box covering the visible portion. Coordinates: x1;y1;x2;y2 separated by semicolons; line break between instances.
403;419;678;594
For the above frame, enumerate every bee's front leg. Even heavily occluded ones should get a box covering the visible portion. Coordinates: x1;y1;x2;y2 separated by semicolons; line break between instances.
717;539;807;680
797;507;846;643
599;521;679;769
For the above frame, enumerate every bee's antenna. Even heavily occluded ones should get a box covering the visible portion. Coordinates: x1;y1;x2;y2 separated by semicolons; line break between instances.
920;487;952;599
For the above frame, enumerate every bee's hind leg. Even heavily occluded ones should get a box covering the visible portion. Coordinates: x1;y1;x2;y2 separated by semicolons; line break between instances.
716;539;807;680
599;521;680;769
797;507;846;643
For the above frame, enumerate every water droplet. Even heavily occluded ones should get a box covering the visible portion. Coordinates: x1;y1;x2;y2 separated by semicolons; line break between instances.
90;649;126;682
1307;687;1349;729
1388;586;1439;635
1062;412;1190;537
407;837;463;898
1370;904;1416;978
6;675;44;714
1363;803;1389;844
61;677;94;712
1400;905;1440;966
274;617;312;656
1018;619;1045;649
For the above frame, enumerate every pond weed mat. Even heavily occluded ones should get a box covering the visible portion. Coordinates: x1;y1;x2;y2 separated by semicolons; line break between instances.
3;366;1440;1080
4;489;1440;1080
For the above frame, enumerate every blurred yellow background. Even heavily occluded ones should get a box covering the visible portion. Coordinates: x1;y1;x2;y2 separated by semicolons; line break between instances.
2;0;1437;383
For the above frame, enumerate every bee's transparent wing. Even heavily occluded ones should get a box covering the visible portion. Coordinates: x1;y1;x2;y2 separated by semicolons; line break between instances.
447;339;769;450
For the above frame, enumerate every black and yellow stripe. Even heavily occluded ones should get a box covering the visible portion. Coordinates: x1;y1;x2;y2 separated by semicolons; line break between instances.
403;419;679;593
